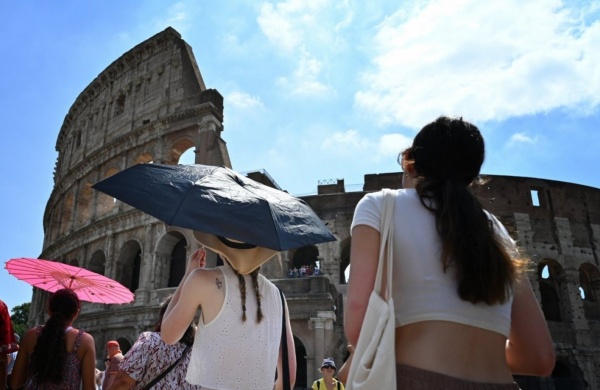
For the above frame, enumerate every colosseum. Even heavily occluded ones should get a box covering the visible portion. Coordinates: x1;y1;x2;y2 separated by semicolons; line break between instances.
28;27;599;389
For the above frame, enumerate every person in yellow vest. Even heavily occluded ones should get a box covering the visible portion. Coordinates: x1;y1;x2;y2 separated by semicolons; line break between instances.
312;357;344;390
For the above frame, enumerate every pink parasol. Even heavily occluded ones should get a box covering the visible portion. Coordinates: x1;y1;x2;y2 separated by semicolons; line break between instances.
5;258;134;304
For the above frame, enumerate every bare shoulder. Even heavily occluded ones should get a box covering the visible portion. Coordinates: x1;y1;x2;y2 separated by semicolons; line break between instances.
189;267;223;285
81;331;95;344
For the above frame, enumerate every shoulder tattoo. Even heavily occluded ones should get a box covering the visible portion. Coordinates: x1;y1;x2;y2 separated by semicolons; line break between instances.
215;278;223;289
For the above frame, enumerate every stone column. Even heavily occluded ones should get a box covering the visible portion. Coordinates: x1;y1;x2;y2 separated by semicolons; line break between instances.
559;267;588;330
195;116;231;167
105;234;115;278
309;311;337;384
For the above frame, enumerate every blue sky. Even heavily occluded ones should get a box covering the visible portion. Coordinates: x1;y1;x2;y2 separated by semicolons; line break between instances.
1;0;599;313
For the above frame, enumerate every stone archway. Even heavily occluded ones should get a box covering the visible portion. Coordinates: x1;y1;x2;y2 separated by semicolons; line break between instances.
89;250;106;275
155;231;188;289
294;336;308;389
579;262;600;320
538;260;564;322
116;240;142;292
339;237;351;284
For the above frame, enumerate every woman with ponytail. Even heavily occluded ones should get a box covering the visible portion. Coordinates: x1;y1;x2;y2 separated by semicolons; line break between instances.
161;232;296;390
10;288;96;390
343;117;555;389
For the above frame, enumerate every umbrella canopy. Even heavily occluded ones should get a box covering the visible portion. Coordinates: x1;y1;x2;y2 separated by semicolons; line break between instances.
92;163;336;251
5;258;134;304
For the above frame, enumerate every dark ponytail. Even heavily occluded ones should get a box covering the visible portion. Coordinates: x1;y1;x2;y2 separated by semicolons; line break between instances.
402;117;517;305
31;288;80;384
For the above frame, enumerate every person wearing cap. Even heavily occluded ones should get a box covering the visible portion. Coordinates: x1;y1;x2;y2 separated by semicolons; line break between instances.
161;232;296;390
312;358;344;390
102;340;124;390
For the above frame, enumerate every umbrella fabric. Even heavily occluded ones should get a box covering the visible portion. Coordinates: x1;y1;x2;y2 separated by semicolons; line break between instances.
92;164;336;251
5;258;134;304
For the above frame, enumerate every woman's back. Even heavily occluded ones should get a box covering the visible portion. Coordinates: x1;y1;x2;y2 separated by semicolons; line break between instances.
352;189;515;382
186;265;283;390
10;289;96;390
26;327;86;390
345;117;555;388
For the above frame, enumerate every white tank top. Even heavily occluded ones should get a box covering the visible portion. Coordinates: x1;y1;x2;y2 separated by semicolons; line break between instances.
352;189;514;337
186;265;283;389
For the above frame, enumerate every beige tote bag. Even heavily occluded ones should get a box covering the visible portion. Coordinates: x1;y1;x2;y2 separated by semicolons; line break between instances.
347;188;396;389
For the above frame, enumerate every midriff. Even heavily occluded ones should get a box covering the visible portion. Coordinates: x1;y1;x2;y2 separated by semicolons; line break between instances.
395;321;514;384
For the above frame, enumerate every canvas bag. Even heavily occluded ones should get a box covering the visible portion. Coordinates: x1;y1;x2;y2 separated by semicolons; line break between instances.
347;189;396;389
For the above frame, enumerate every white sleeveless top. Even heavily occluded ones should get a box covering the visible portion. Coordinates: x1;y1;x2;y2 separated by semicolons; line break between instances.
352;189;515;337
186;265;283;390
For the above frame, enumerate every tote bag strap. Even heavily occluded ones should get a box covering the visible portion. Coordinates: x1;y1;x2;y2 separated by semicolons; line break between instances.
141;343;191;390
373;189;395;299
278;288;291;390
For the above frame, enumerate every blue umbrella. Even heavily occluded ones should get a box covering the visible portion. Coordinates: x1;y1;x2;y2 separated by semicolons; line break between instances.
92;164;336;251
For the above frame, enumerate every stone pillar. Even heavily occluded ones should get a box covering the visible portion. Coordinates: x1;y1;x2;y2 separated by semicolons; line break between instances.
309;311;336;384
195;116;231;168
105;234;115;278
135;251;153;305
559;267;588;331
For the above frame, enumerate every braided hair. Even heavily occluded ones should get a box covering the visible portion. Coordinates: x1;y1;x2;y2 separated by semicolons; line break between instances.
231;266;264;323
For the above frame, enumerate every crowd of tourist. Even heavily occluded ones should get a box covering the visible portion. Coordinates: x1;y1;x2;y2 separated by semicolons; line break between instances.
287;265;321;278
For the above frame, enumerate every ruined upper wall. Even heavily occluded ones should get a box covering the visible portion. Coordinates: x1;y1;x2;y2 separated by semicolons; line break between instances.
53;27;220;182
307;173;600;261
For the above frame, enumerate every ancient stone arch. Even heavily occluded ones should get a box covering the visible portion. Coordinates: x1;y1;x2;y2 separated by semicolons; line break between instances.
116;240;142;292
579;262;600;320
89;250;106;275
75;181;93;228
538;259;564;322
339;236;351;284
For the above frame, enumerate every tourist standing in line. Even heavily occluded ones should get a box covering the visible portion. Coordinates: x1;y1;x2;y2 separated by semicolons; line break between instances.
161;235;296;390
109;295;200;389
342;116;555;388
9;289;96;390
312;358;345;390
102;340;124;390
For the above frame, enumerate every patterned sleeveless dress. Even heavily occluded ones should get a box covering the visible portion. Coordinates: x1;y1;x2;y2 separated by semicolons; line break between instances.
27;327;85;390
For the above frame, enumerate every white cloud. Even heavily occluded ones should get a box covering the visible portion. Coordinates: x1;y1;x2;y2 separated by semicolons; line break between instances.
257;0;352;97
151;2;192;34
321;129;370;153
355;0;600;129
377;133;413;158
276;50;331;96
321;130;412;161
506;132;540;147
226;91;264;110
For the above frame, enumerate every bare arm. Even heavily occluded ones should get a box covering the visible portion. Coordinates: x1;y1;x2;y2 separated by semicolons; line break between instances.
80;333;97;390
336;345;354;384
161;249;207;344
10;328;36;390
163;249;206;320
344;225;380;346
107;370;136;390
506;274;555;376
